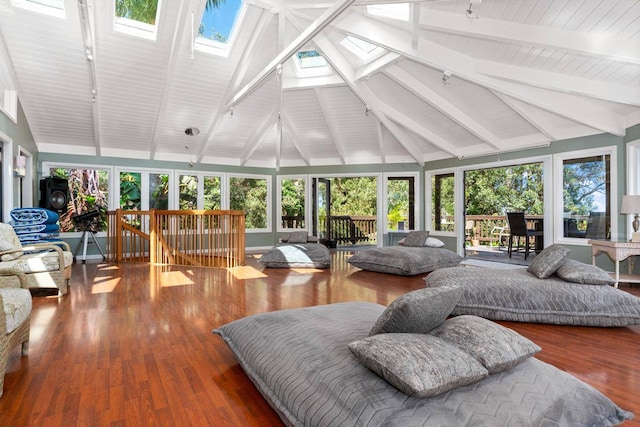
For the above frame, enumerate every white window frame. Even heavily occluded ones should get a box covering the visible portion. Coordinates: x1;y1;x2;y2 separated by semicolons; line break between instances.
277;174;309;233
625;139;640;240
454;155;552;256
309;172;383;246
115;166;174;211
175;170;225;210
425;168;456;237
112;0;162;41
17;146;34;208
194;1;247;58
228;173;272;233
383;171;420;234
553;146;617;245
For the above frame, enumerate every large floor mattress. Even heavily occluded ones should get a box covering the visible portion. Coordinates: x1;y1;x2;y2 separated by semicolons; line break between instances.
213;302;632;426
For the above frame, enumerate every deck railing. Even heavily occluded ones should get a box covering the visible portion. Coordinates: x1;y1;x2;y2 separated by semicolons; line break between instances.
329;215;377;246
464;214;543;245
107;209;245;268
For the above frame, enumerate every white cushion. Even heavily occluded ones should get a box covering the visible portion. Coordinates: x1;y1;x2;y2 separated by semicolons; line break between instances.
1;287;31;334
1;250;73;274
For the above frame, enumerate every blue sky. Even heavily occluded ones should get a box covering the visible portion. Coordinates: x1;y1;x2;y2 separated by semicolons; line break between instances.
200;0;242;40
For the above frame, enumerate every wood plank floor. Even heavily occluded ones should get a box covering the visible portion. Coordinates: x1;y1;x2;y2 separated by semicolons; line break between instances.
1;251;639;426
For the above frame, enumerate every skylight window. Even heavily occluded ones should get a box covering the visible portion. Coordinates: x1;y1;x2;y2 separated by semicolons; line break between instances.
296;51;327;69
367;3;409;21
196;0;243;53
340;36;383;62
114;0;160;40
13;0;65;17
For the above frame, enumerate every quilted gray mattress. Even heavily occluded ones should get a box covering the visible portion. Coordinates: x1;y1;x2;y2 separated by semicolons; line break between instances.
213;302;632;426
426;267;640;326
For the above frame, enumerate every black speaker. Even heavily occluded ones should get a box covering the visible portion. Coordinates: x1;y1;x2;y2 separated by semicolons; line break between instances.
39;177;69;212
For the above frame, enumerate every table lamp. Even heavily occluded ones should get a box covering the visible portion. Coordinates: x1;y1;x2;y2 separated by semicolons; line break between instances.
620;195;640;242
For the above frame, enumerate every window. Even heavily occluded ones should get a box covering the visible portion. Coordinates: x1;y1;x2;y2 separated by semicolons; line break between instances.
556;149;614;241
114;0;161;40
278;176;307;231
367;3;409;21
385;174;417;232
340;36;383;62
229;175;270;231
45;166;110;232
430;172;454;232
293;50;331;78
178;173;222;210
195;0;244;55
118;169;172;211
13;0;65;17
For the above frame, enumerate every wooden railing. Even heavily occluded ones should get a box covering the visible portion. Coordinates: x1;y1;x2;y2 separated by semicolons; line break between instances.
107;209;245;268
329;215;377;246
464;214;543;245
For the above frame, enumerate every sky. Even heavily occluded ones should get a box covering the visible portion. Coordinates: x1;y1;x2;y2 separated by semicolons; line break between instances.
200;0;242;40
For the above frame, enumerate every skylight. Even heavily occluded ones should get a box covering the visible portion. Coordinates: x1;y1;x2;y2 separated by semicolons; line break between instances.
296;51;327;69
340;36;383;61
13;0;65;17
114;0;161;40
196;0;243;52
367;3;409;21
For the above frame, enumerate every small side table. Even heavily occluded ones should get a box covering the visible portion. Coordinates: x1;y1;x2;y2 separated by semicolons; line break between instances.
589;239;640;288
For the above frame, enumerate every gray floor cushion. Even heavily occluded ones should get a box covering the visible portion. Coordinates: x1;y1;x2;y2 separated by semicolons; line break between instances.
213;302;632;426
426;267;640;326
347;246;462;275
258;243;330;268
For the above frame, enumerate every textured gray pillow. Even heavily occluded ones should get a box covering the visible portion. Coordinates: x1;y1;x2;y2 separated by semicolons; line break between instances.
403;230;430;247
347;246;462;275
424;237;445;248
428;315;541;374
349;333;488;397
287;231;309;243
258;243;330;268
556;259;615;286
527;244;571;278
368;286;462;336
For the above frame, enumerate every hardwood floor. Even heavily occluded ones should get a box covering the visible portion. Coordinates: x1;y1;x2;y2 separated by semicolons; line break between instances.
1;251;639;426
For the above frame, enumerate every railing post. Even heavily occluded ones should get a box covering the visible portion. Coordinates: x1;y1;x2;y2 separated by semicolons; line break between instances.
149;209;156;265
115;209;123;262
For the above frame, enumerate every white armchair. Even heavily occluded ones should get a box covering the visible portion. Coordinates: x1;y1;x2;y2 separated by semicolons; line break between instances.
0;223;72;296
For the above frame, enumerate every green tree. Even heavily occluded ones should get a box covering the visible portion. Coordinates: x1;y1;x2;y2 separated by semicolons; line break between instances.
465;163;544;215
115;0;158;24
179;175;198;210
230;178;267;229
281;178;305;228
330;177;377;216
563;159;606;215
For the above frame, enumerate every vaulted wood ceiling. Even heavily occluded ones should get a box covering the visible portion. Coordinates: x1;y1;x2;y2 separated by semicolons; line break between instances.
0;0;638;168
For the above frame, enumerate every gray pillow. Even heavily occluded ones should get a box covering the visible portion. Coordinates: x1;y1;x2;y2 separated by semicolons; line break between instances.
368;285;462;336
287;231;309;243
348;333;488;397
556;259;615;286
258;243;330;268
347;246;462;276
527;244;571;278
398;237;445;248
403;230;430;247
428;315;541;374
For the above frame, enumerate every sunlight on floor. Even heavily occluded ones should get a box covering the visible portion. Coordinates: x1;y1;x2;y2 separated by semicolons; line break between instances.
157;270;196;287
230;265;267;280
91;277;121;293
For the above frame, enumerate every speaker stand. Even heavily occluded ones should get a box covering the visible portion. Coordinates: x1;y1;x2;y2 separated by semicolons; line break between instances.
73;230;106;264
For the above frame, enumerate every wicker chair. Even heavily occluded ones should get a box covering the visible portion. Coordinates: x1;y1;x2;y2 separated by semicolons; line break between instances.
0;267;31;397
0;223;72;296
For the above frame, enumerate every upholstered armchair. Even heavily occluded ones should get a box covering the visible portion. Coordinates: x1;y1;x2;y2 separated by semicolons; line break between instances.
0;267;31;397
0;223;72;296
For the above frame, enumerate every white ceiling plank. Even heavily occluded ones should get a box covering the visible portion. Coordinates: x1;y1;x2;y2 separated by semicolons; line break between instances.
475;59;640;107
494;92;561;141
410;3;420;50
310;29;425;165
196;10;273;162
149;0;189;160
384;65;505;150
241;114;277;165
375;118;385;164
354;51;401;81
282;120;311;165
282;74;346;89
77;0;100;155
418;8;640;65
225;0;356;111
314;87;347;164
331;11;627;136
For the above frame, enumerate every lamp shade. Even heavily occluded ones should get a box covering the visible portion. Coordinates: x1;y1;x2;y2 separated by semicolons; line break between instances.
620;195;640;214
